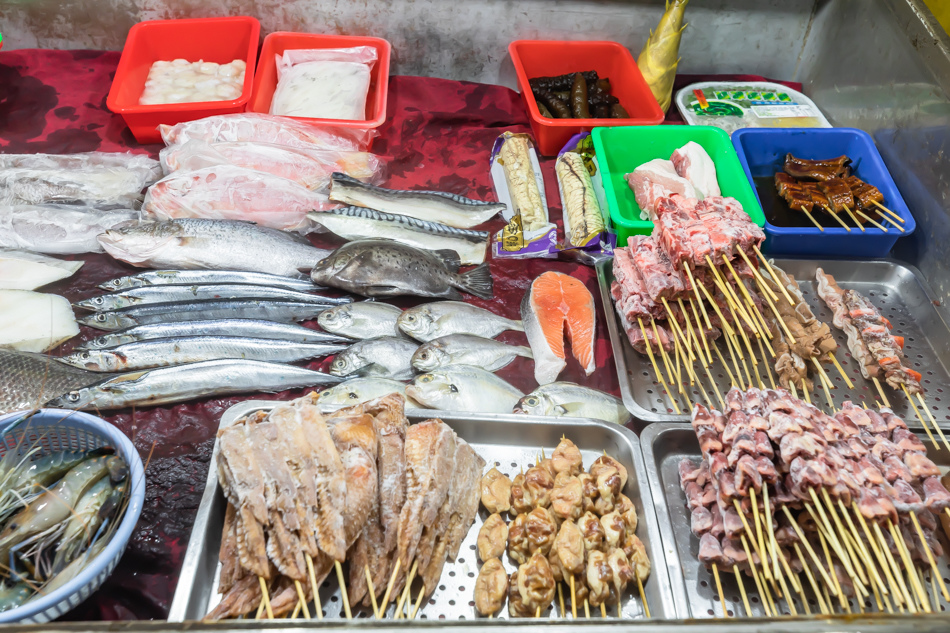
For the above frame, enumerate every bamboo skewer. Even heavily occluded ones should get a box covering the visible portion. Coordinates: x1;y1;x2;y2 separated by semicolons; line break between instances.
873;522;915;611
753;246;797;310
790;381;798;399
740;534;772;617
837;500;888;597
854;208;888;232
794;541;829;615
558;583;566;618
696;278;738;340
872;377;891;408
706;255;759;337
584;599;590;618
732;566;752;616
737;247;779;303
807;491;864;597
802;380;811;404
570;575;577;619
258;576;274;619
379;558;401;617
294;580;312;620
599;603;607;618
815;360;836;411
917;393;950;451
909;511;950;602
821;493;867;588
712;564;728;617
902;384;939;450
335;561;353;619
365;566;380;619
291;600;302;620
816;528;848;611
713;339;739;388
722;254;772;342
662;297;695;363
638;319;681;415
734;499;773;584
410;585;426;620
692;331;725;408
780;506;835;589
749;489;771;584
871;199;904;224
800;206;825;231
306;554;323;619
828;353;854;389
889;522;930;612
689;297;713;365
842;205;865;232
255;597;265;619
637;575;650;618
825;206;852;231
854;503;905;608
650;319;676;385
679;297;708;366
684;263;713;331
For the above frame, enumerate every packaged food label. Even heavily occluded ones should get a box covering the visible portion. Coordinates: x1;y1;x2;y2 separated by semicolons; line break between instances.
676;81;830;134
750;104;818;118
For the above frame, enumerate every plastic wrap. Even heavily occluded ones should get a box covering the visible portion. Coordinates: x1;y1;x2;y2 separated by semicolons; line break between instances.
269;47;377;120
143;165;335;232
159;140;383;191
0;152;162;181
0;204;140;254
159;112;376;152
555;133;613;259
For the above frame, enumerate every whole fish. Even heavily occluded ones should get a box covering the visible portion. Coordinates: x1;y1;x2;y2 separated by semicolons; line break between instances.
78;298;347;331
329;173;505;229
406;365;524;413
76;284;344;312
411;334;533;372
397;301;523;342
329;336;418;380
0;205;139;255
97;218;329;278
59;336;348;372
77;319;352;350
514;382;629;424
316;377;422;410
45;359;342;410
0;349;104;413
317;301;403;340
308;207;490;265
310;239;493;300
98;270;322;292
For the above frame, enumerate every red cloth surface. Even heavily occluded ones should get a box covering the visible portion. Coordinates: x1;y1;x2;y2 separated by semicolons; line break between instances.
0;49;801;620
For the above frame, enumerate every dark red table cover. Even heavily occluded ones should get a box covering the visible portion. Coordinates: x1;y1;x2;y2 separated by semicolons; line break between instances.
0;49;799;620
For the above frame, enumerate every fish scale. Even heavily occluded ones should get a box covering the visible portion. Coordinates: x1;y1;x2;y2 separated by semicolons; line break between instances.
0;349;105;413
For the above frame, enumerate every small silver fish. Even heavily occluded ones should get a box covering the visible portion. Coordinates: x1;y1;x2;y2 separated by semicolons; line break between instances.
411;334;533;372
76;284;343;312
406;365;524;413
310;239;492;300
329;336;419;380
46;359;342;410
98;269;320;292
514;382;629;424
77;319;352;350
59;336;348;372
316;377;422;410
397;301;523;342
317;301;403;340
329;173;505;229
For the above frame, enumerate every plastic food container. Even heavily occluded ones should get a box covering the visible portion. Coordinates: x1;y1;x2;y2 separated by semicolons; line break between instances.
0;409;144;624
732;127;916;258
249;32;391;149
591;125;765;247
509;40;664;157
107;17;261;144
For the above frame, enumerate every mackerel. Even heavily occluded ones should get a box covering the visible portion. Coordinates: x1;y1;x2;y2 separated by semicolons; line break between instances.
308;207;490;265
98;270;322;292
77;283;346;312
328;172;505;229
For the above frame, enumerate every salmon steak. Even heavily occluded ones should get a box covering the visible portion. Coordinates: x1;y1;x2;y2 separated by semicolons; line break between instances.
521;271;596;385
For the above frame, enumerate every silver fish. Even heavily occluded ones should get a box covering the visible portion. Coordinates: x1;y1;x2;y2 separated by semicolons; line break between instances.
77;319;352;350
514;382;629;424
317;301;403;340
316;377;422;410
0;205;140;255
329;172;505;229
45;359;342;410
76;284;344;312
97;218;329;277
98;270;321;292
397;301;523;342
310;239;492;300
406;365;523;413
308;207;490;265
78;298;348;331
59;336;348;372
329;336;418;380
411;334;533;372
0;349;105;413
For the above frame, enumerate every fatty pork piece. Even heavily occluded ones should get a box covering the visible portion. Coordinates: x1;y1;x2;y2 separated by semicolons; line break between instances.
523;460;555;508
478;513;509;562
474;558;508;616
578;510;606;552
510;473;532;515
548;519;586;582
552;437;583;476
480;467;512;514
671;141;721;198
517;551;557;615
550;471;584;521
508;507;558;564
624;158;697;220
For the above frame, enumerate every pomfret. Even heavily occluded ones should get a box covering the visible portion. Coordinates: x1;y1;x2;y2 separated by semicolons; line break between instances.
329;336;418;380
317;301;403;340
310;239;492;300
514;382;629;424
406;365;524;413
316;378;422;410
329;173;505;229
98;269;321;292
76;283;344;312
397;301;523;342
411;334;533;373
46;359;342;410
97;218;329;277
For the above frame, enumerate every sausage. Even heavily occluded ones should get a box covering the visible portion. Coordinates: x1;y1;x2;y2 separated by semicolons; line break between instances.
571;73;591;119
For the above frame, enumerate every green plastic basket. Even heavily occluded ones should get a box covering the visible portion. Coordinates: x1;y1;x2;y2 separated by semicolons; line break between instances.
591;125;765;246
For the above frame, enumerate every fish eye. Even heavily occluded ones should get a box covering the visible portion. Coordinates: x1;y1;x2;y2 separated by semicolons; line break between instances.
319;390;331;397
95;314;106;322
419;352;429;360
65;392;81;403
81;352;89;359
93;297;104;304
419;375;433;383
524;397;539;406
449;384;459;393
348;392;359;399
405;315;415;322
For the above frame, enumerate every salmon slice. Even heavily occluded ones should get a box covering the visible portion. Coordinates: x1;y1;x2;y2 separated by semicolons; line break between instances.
521;271;596;385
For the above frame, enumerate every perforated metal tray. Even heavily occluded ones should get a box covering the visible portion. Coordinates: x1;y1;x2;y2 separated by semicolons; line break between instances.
641;423;950;619
598;258;950;427
167;402;676;622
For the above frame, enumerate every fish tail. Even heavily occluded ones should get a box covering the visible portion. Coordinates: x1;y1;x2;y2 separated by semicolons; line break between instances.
456;264;493;300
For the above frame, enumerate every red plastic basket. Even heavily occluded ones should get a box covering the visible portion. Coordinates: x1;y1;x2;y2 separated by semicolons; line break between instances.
107;17;261;144
249;32;391;149
509;40;664;156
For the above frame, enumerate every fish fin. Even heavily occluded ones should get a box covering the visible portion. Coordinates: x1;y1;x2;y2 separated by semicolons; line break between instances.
433;249;462;273
443;288;463;301
331;172;364;187
456;263;493;300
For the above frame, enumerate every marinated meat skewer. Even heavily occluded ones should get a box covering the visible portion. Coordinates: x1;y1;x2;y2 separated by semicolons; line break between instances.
783;154;851;181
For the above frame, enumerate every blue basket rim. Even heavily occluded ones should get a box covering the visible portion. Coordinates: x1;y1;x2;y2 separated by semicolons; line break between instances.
0;409;144;623
731;127;917;237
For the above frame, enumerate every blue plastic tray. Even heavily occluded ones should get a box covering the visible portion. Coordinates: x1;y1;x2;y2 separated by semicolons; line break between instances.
731;127;915;258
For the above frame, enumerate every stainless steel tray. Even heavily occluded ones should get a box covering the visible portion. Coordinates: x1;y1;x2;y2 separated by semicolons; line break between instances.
640;423;950;619
598;258;950;426
168;402;676;622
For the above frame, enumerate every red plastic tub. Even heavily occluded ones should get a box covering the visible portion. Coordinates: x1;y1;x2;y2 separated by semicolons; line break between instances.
107;17;261;144
509;40;664;156
249;32;391;149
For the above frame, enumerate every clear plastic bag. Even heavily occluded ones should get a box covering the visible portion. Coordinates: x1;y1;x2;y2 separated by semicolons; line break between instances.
0;204;140;254
143;165;335;233
269;46;378;120
0;151;162;182
159;112;376;152
159;140;384;191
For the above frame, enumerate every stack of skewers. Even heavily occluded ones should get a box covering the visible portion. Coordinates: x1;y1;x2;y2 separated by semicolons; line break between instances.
679;387;950;616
